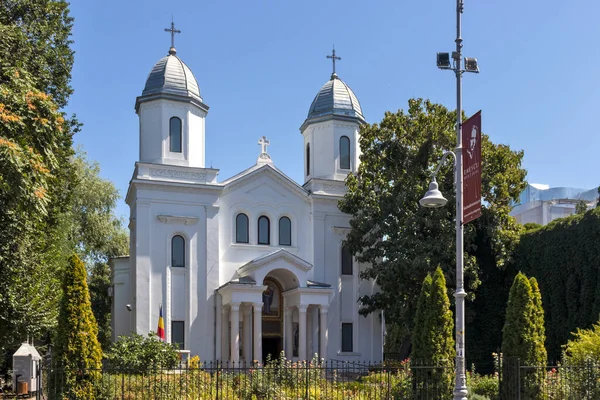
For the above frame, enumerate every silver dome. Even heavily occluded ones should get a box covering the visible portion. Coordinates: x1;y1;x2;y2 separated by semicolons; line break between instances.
141;52;201;101
305;74;364;123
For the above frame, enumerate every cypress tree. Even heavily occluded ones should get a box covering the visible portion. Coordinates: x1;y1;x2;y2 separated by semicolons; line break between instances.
411;273;432;363
529;277;547;366
411;268;454;399
52;254;102;399
501;272;546;399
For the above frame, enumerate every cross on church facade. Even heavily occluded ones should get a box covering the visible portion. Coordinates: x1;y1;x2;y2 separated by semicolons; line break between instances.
326;47;341;75
164;20;181;50
258;136;270;154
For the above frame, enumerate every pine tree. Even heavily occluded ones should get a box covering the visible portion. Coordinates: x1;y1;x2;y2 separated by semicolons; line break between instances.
529;277;547;366
411;268;454;399
501;272;546;399
52;254;102;399
412;274;432;363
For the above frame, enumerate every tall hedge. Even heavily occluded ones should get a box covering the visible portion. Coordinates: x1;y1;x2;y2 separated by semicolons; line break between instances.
501;272;546;399
52;254;102;399
411;267;454;399
514;207;600;362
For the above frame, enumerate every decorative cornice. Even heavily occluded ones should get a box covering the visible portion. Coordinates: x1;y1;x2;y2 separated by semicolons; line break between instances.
149;168;207;181
157;215;199;225
331;226;351;235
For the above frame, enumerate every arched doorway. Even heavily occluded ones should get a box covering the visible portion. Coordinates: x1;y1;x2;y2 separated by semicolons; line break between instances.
261;276;283;362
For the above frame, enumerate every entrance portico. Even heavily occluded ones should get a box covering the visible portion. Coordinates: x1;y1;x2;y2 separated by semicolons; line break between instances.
217;249;332;364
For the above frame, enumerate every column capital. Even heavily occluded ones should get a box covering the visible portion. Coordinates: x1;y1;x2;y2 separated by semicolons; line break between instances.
298;304;308;313
320;304;329;313
252;302;263;312
230;302;241;312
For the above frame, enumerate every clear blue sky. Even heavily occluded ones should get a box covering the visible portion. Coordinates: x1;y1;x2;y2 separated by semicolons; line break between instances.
66;1;600;219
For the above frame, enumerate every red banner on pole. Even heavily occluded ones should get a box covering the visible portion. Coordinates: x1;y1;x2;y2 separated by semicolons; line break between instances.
462;111;482;224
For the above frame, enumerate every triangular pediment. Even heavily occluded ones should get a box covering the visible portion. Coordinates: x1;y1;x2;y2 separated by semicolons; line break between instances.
238;249;312;277
221;164;308;202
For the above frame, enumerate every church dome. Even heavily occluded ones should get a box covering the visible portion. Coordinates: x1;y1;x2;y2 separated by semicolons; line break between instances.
141;49;201;101
304;73;365;125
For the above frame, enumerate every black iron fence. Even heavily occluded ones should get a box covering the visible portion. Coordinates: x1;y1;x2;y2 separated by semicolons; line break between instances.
501;357;600;400
30;359;455;400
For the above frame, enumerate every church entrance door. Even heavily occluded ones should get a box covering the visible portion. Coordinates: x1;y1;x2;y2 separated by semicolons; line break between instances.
261;277;283;363
262;337;282;362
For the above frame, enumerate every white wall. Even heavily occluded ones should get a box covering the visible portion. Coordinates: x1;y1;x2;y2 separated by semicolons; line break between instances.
302;120;361;183
218;167;312;285
138;99;207;168
111;257;131;341
128;177;220;361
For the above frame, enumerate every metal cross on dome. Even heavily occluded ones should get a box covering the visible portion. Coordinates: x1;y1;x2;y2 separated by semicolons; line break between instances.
164;20;181;50
326;46;341;75
258;136;270;154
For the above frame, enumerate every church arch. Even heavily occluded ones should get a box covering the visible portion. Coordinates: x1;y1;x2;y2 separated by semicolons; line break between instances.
278;216;292;246
341;244;353;275
306;143;311;176
169;116;182;153
171;234;186;268
258;215;270;245
235;213;249;243
339;135;350;169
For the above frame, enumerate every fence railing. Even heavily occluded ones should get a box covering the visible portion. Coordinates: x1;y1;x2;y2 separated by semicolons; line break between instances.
33;359;456;400
501;357;600;400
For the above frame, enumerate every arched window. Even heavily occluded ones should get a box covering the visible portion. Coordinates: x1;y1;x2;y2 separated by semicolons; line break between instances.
341;245;352;275
306;143;310;176
258;216;270;245
340;136;350;169
279;217;291;246
236;213;249;244
170;117;182;153
171;235;185;267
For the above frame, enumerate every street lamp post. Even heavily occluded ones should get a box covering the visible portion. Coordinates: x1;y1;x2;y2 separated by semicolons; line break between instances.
421;1;478;399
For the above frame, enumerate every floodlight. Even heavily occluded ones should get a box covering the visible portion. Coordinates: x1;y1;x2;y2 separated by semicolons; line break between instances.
437;52;451;69
464;57;479;73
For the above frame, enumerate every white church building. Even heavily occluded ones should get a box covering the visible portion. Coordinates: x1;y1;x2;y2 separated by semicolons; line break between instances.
111;36;383;364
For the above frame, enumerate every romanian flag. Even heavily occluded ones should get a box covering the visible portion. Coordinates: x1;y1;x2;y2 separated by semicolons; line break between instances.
157;304;165;341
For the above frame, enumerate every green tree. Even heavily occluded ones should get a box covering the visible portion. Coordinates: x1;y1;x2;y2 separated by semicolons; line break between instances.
339;99;526;349
501;272;546;399
576;200;588;215
411;268;454;399
0;0;75;108
66;150;128;350
0;0;77;372
411;274;432;362
53;254;102;399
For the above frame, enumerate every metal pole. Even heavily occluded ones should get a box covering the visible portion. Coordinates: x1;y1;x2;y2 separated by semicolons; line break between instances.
453;0;468;399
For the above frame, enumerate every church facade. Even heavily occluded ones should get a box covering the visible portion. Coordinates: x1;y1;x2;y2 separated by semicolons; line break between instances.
111;40;384;364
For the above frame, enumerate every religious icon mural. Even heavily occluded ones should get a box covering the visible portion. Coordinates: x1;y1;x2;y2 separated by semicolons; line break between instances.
261;278;281;317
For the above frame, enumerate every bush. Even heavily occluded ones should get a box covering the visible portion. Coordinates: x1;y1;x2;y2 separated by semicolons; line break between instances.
563;320;600;365
104;332;179;373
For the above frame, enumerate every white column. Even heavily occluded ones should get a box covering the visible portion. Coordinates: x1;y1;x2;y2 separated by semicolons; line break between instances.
221;307;229;361
285;306;293;359
230;302;240;363
298;304;308;361
253;302;263;365
243;305;252;364
319;305;329;360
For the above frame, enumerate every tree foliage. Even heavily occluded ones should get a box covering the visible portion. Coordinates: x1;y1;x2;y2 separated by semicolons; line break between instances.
514;207;600;362
338;99;527;339
563;320;600;365
501;272;546;400
52;254;102;399
411;267;454;399
0;0;75;108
